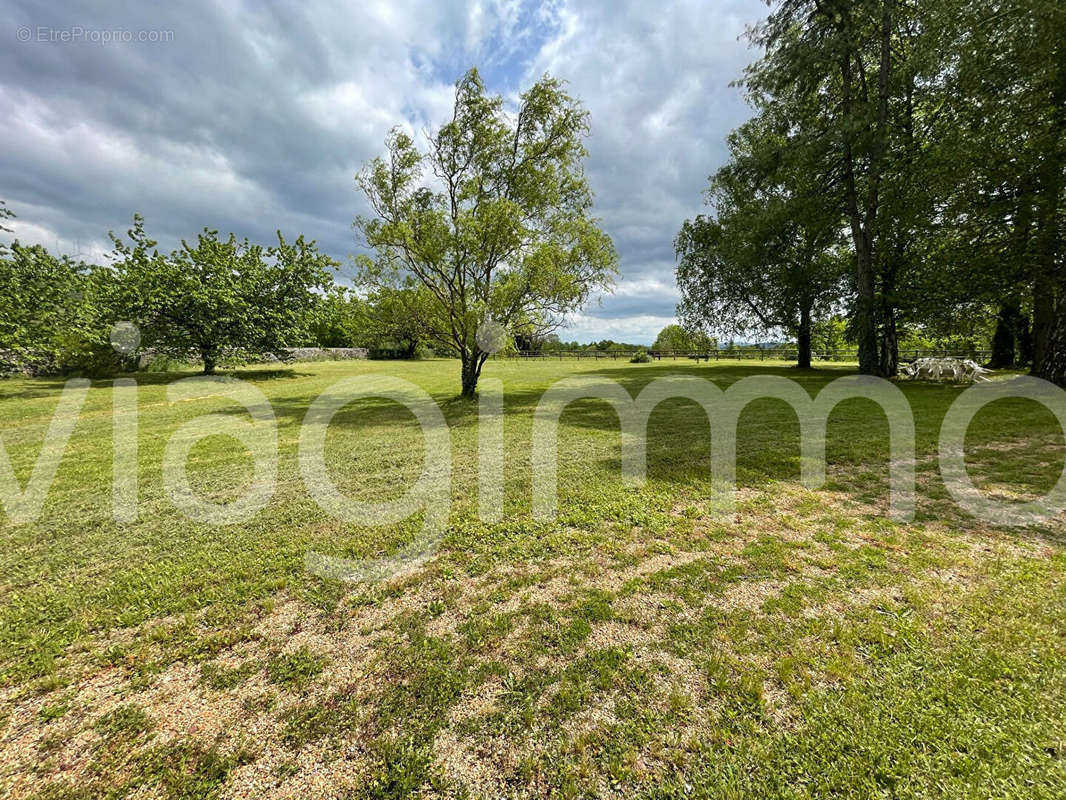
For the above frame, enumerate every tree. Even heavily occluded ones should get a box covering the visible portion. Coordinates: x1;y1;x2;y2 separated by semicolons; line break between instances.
356;68;617;397
311;286;371;348
365;284;434;357
111;216;335;374
512;319;559;352
744;0;949;376
811;315;848;356
652;324;694;352
0;242;113;373
943;0;1066;382
676;112;846;368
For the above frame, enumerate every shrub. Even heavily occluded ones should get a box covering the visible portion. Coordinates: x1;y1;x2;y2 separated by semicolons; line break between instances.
630;350;651;363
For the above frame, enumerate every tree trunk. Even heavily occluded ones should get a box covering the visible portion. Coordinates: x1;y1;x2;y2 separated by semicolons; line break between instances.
460;351;485;398
1031;17;1066;381
836;1;892;377
864;0;895;377
837;24;874;374
989;299;1021;368
1018;314;1034;367
1032;277;1055;371
797;302;812;369
878;307;898;377
1040;311;1066;387
854;242;881;375
878;259;899;377
877;27;912;382
202;348;217;375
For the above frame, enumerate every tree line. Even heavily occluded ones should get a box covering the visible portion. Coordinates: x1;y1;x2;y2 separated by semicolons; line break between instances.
0;211;456;376
677;0;1066;384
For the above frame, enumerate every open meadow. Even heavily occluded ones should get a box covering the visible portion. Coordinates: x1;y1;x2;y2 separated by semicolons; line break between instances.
1;357;1065;799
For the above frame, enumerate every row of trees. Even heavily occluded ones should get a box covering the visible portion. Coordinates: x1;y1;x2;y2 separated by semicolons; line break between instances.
0;212;453;375
677;0;1065;384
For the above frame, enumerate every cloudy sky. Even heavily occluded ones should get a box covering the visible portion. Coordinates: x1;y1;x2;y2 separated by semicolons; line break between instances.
3;0;766;344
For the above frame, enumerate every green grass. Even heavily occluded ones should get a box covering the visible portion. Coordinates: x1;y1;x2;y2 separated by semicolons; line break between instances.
265;646;327;692
1;357;1064;798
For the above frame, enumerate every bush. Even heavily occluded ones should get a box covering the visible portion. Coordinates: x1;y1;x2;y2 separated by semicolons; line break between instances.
142;353;186;372
630;350;651;363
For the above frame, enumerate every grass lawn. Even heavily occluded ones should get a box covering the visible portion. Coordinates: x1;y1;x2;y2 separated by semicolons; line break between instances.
1;357;1064;799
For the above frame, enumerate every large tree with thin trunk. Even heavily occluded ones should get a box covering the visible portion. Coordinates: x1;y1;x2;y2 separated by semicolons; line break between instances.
946;0;1066;382
744;0;943;376
676;112;846;368
355;68;616;397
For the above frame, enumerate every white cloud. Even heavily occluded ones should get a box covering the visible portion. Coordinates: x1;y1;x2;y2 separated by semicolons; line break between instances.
559;312;678;345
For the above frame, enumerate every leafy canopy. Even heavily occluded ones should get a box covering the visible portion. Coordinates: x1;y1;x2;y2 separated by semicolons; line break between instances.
651;324;714;352
676;110;846;363
0;242;115;372
356;68;616;394
110;216;335;373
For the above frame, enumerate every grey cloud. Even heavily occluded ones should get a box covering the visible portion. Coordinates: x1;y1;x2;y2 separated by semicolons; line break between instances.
2;0;764;341
527;0;763;338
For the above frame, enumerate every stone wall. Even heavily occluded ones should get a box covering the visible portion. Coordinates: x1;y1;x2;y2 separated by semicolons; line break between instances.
282;347;369;361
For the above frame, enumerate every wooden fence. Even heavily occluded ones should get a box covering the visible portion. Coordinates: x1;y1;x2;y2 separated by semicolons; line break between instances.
493;348;994;363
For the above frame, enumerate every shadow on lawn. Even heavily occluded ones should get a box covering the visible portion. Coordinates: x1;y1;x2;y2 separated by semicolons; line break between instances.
192;361;1064;546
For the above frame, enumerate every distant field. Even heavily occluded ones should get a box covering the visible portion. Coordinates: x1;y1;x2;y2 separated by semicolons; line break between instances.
1;358;1064;799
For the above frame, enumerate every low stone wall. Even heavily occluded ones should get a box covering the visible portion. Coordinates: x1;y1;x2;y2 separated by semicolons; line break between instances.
1;346;370;376
0;349;39;376
283;347;368;361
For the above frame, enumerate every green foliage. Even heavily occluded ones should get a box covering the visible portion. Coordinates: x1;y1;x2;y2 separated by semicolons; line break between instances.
594;339;643;352
629;350;650;363
110;216;336;374
133;740;254;799
651;325;691;352
0;242;118;375
281;694;358;748
512;317;561;352
93;704;155;745
365;284;433;357
730;0;1066;377
810;314;850;354
651;324;716;353
308;283;436;356
898;317;997;355
199;660;258;690
935;0;1066;381
265;646;327;691
310;286;370;348
676;105;847;368
356;68;616;395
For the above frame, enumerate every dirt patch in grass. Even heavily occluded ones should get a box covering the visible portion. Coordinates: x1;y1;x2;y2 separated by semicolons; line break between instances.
2;476;1061;798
